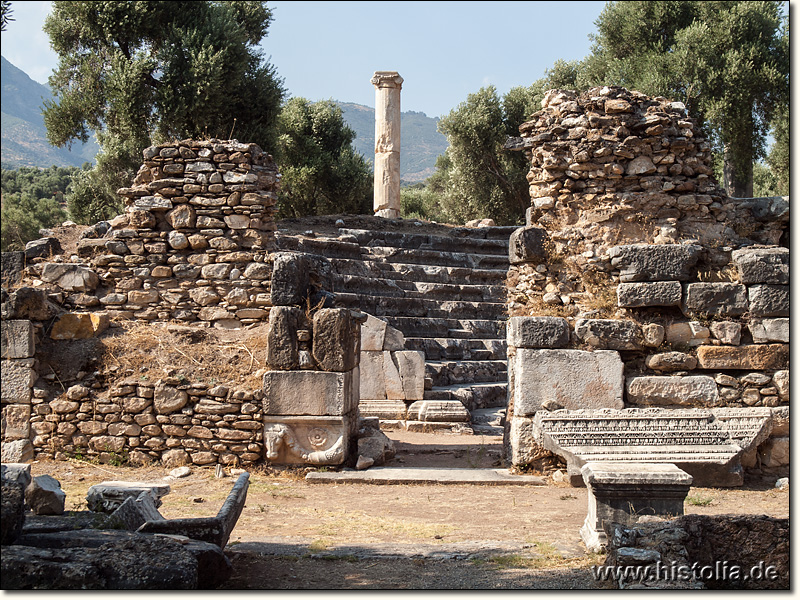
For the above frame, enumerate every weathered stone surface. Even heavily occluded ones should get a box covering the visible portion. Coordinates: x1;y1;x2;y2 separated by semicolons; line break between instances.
683;283;747;317
2;403;31;439
709;321;741;345
40;263;99;292
1;251;25;287
748;318;789;344
666;321;710;346
759;436;789;468
731;247;789;284
772;370;789;400
262;369;358;416
508;226;549;265
406;400;470;422
360;314;388;351
1;358;35;404
105;491;165;531
1;320;35;359
1;287;59;321
358;351;387;400
1;462;32;488
270;252;332;307
608;244;702;282
1;439;34;462
26;475;66;515
153;382;189;414
264;415;355;466
696;344;788;371
312;308;360;372
87;481;170;513
265;306;302;370
616;281;682;307
574;319;642;350
641;323;665;348
1;480;25;545
747;284;789;317
50;313;110;340
507;316;569;348
511;349;624;416
626;376;719;407
644;352;698;372
24;237;62;260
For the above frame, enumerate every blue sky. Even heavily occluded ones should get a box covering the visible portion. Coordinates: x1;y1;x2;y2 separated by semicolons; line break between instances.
1;1;607;118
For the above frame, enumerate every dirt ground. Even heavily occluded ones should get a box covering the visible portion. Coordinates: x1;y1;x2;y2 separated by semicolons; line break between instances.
25;430;790;590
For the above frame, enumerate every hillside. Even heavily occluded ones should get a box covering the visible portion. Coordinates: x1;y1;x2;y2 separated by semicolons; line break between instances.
335;101;448;183
1;56;98;169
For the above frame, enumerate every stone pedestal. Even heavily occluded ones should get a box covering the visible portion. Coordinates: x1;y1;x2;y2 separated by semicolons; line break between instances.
580;462;693;552
371;71;403;219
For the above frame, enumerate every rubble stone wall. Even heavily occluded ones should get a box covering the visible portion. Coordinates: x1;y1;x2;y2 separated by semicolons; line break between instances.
504;87;789;478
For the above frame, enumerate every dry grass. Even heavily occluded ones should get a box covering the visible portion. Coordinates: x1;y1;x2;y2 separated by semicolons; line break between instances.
99;321;269;390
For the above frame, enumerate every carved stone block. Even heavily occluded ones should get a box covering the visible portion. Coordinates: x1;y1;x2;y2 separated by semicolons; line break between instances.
608;244;702;282
262;369;359;416
265;306;302;370
263;414;357;466
406;400;470;422
1;320;34;359
312;308;360;372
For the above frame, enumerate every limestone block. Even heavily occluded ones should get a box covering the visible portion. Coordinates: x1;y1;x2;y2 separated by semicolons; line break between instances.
709;321;741;345
507;415;543;465
383;325;405;351
360;314;388;351
696;344;788;371
683;283;747;317
407;400;470;422
1;358;35;404
608;244;702;282
507;316;569;349
50;313;110;340
358;399;407;420
759;436;789;468
25;474;66;515
574;319;642;350
383;351;405;400
666;321;710;346
395;351;426;400
512;349;624;416
312;308;360;372
1;439;33;463
772;370;789;400
0;463;32;488
134;196;172;211
1;320;34;359
270;252;332;307
645;352;698;372
626;376;719;407
732;247;789;284
265;306;302;370
770;406;789;436
749;318;789;344
641;323;665;348
262;369;358;416
616;281;682;307
358;351;386;400
2;287;59;320
2;404;31;440
86;481;171;513
748;284;789;317
263;414;357;465
24;236;62;260
153;381;189;414
40;263;99;292
508;226;549;265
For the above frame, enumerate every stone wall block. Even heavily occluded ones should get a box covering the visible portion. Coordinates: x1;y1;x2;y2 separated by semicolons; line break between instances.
749;318;789;344
262;369;358;416
696;344;788;371
2;404;31;440
1;359;35;404
265;306;302;370
732;247;789;284
508;226;549;265
608;244;702;282
360;314;388;352
617;281;682;308
50;313;110;340
312;308;360;372
40;263;99;292
394;350;425;401
359;351;387;400
507;316;570;348
1;320;35;359
512;349;624;415
626;376;719;407
748;284;789;317
574;319;642;351
682;283;748;317
153;382;189;414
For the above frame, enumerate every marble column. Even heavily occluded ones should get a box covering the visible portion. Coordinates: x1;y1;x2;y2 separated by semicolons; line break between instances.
371;71;403;218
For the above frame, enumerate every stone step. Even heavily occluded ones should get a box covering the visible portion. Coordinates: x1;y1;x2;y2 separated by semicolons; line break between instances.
404;337;507;361
333;293;506;320
425;360;507;387
338;228;512;255
275;234;363;259
423;382;508;411
471;407;507;426
332;274;506;302
331;258;508;286
363;246;509;270
383;317;506;339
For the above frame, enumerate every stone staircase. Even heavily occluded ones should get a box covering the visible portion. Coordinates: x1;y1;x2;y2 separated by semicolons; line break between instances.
275;221;514;433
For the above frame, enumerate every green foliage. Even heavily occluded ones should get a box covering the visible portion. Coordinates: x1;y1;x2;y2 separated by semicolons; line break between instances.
765;103;789;196
1;166;74;251
583;1;789;198
275;98;372;218
432;85;537;226
42;1;285;224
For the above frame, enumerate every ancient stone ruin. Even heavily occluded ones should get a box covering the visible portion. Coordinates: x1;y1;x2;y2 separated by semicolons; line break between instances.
503;86;788;487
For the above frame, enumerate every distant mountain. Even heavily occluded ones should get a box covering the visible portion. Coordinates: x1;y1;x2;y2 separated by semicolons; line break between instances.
335;101;448;183
1;56;98;169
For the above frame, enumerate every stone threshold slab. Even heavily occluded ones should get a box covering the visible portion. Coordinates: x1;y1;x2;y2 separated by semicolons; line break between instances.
305;467;545;485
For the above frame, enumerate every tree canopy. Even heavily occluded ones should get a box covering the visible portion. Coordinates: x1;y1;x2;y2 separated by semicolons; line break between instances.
43;0;285;223
275;98;372;218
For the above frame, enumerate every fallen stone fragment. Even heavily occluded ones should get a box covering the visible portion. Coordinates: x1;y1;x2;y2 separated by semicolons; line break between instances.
25;475;66;516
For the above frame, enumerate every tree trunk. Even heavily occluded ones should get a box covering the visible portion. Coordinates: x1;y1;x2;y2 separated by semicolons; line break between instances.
723;151;753;198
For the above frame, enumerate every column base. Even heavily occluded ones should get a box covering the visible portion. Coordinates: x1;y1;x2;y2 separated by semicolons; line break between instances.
375;208;400;219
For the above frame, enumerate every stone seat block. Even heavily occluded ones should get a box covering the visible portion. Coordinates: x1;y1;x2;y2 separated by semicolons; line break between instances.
580;462;693;552
137;473;249;549
407;400;470;422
